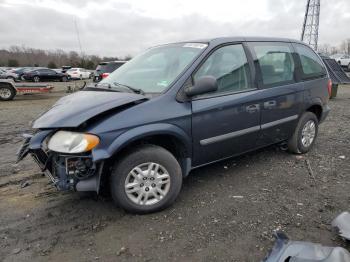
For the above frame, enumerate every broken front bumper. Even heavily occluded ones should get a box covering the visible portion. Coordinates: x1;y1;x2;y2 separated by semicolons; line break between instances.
17;131;103;193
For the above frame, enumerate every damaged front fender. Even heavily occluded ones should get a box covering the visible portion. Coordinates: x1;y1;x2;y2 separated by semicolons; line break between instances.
16;130;104;193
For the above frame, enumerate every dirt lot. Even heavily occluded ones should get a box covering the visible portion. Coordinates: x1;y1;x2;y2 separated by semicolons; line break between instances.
0;81;349;262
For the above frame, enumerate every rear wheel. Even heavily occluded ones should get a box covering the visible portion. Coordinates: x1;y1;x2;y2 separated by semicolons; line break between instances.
33;76;40;82
0;84;16;101
61;76;68;82
348;63;350;71
288;112;319;154
110;145;183;214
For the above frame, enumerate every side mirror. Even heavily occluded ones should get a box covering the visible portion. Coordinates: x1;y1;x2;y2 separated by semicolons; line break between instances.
185;76;218;97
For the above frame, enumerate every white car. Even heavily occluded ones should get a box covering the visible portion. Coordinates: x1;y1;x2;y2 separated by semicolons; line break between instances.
66;68;91;80
330;54;350;70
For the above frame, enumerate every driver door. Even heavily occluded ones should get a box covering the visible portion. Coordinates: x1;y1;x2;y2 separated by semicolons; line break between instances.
191;44;262;166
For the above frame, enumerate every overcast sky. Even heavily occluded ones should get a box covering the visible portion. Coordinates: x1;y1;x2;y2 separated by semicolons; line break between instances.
0;0;349;56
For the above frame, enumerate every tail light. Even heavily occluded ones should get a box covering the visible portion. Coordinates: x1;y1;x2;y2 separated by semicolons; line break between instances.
327;79;332;98
101;73;110;79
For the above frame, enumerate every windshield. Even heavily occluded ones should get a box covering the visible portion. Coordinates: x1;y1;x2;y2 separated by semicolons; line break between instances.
99;43;207;93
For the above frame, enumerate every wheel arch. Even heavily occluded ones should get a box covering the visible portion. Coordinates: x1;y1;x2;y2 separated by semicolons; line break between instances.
306;104;322;121
93;123;192;176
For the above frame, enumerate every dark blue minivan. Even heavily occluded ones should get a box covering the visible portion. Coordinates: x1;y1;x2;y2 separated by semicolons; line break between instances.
18;37;331;213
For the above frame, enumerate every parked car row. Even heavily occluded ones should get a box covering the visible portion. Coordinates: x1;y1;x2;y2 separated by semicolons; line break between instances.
0;62;126;83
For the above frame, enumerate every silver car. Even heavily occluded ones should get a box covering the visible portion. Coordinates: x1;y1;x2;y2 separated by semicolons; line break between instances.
0;69;19;81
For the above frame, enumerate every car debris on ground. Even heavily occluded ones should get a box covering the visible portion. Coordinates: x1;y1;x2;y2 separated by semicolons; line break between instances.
263;231;350;262
332;212;350;241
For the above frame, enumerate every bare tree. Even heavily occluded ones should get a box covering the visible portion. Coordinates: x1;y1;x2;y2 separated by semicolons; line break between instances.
0;46;125;68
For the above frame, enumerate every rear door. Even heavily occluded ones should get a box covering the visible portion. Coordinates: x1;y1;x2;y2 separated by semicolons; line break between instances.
247;42;304;145
191;43;261;166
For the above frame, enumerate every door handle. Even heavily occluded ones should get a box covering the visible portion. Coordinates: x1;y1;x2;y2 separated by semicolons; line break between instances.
264;100;277;109
246;104;260;113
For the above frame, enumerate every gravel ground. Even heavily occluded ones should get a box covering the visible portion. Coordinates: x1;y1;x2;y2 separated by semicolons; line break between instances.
0;81;349;261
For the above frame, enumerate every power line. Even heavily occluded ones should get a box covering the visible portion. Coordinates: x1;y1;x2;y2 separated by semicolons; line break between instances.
74;17;83;57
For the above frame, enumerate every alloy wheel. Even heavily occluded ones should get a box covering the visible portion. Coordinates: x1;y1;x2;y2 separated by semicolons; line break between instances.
301;120;316;147
124;162;171;206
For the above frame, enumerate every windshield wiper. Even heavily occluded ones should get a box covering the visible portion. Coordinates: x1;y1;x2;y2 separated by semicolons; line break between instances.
113;82;145;95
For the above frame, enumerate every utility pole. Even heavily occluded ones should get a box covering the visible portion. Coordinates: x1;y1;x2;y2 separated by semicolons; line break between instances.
74;18;84;60
301;0;320;51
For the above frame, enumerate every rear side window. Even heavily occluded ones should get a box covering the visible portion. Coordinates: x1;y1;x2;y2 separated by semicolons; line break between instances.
193;44;252;95
97;63;124;73
294;44;326;79
107;63;123;72
249;42;295;87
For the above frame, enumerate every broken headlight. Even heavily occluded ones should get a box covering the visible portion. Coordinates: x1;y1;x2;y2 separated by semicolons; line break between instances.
48;131;99;153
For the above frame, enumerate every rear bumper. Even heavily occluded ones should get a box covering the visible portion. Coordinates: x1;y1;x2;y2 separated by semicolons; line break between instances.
17;131;103;193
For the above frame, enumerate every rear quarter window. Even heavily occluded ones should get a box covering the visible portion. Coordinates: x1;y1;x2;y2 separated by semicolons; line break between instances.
107;63;124;72
248;42;296;88
294;43;326;80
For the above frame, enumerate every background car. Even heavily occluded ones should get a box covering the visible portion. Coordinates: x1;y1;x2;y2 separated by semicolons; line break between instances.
66;68;91;80
22;68;68;82
61;66;72;73
330;54;350;70
0;68;19;81
13;67;40;80
93;61;126;82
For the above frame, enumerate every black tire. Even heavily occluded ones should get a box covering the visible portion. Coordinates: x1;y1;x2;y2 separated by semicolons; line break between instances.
110;145;183;214
348;63;350;72
61;76;68;82
33;76;40;82
0;84;16;101
288;112;319;154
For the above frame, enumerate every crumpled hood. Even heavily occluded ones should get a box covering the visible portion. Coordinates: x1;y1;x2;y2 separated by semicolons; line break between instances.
33;90;146;128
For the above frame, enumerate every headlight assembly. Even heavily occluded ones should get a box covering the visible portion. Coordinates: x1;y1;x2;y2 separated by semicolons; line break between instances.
48;131;100;153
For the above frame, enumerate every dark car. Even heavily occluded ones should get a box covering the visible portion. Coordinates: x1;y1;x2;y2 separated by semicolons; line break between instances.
18;37;331;214
22;68;68;82
93;61;126;82
14;67;38;80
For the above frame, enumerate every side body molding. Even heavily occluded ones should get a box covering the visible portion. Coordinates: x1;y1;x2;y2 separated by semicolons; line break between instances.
92;123;192;163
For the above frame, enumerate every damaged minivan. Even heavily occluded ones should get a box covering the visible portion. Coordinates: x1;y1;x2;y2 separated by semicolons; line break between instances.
17;37;331;213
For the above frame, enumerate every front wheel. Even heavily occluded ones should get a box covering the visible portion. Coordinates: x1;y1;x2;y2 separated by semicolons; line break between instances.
61;76;68;82
33;76;40;82
348;63;350;72
110;145;183;214
288;112;319;154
